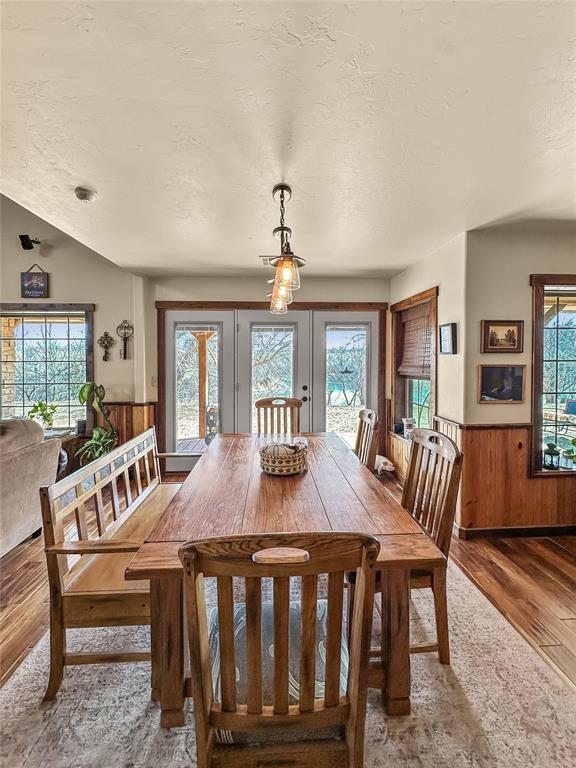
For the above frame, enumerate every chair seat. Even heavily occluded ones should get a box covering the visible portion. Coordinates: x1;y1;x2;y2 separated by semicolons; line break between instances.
208;598;348;744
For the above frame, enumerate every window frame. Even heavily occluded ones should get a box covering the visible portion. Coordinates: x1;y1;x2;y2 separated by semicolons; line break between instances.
390;287;438;433
530;275;576;477
0;303;95;431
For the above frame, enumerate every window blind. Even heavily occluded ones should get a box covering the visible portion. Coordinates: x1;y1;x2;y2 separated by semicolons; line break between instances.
397;302;432;379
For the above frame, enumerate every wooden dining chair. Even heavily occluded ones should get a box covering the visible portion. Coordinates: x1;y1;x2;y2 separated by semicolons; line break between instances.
354;408;379;468
179;532;380;768
349;428;462;664
255;397;302;434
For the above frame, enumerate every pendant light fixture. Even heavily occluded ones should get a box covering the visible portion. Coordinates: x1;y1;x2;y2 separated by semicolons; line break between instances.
266;184;305;313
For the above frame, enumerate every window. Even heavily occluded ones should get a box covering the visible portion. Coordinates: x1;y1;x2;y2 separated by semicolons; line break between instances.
175;324;220;450
391;288;437;434
0;306;94;430
406;378;431;428
325;325;368;434
531;276;576;473
251;325;295;431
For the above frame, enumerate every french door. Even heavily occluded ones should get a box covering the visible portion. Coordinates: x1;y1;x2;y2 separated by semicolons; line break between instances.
236;310;311;432
164;308;380;470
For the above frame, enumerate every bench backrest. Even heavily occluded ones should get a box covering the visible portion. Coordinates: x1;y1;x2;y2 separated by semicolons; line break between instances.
40;427;160;581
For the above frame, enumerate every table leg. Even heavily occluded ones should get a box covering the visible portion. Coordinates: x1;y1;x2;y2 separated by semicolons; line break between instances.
382;567;411;715
155;576;186;728
150;580;162;702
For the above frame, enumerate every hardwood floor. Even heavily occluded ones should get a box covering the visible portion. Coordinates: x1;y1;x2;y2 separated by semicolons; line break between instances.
450;535;576;687
2;475;575;689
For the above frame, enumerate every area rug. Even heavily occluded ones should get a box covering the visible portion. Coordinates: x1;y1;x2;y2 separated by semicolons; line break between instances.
1;561;574;768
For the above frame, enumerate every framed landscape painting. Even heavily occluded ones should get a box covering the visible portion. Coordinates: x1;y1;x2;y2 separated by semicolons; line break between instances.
481;320;523;353
478;364;526;403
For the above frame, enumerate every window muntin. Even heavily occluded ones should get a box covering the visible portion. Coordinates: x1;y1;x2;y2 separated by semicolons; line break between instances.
1;314;88;428
406;378;431;428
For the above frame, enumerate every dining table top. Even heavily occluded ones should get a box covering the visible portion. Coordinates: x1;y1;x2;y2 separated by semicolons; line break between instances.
126;433;444;580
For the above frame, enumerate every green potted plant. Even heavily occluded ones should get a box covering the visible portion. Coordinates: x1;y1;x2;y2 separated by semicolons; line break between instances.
27;400;57;430
561;438;576;467
75;382;118;464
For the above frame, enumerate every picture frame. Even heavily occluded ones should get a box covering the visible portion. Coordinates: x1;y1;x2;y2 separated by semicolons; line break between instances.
481;320;524;353
478;364;526;403
20;265;49;299
439;322;457;354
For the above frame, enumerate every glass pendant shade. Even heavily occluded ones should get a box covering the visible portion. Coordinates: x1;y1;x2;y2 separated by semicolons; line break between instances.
269;283;293;304
269;297;288;314
274;255;301;290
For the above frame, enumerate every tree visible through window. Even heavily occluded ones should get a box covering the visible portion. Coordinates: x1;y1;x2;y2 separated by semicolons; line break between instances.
406;378;431;428
1;313;89;428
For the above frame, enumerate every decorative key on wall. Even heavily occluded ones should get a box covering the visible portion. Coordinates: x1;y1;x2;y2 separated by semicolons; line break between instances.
116;320;134;360
97;331;115;361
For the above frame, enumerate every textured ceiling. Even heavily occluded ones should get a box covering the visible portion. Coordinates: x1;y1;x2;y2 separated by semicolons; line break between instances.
1;1;575;277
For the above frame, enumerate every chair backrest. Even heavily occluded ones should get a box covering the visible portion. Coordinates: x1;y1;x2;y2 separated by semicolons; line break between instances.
255;397;302;434
40;427;161;586
401;428;462;556
354;408;378;468
180;532;380;766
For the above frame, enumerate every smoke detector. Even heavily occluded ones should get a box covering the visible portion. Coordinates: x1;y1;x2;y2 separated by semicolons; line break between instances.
74;186;97;202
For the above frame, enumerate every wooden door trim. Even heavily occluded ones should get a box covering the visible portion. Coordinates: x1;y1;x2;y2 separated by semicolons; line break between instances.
156;303;388;456
156;301;387;311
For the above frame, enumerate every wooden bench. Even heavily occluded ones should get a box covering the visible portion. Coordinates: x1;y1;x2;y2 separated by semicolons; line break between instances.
40;426;182;699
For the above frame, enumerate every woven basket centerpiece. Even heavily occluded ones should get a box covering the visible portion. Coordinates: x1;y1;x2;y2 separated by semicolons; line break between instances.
260;442;307;476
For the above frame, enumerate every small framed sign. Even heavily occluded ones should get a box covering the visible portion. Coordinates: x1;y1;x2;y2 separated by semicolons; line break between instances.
21;264;49;298
439;323;457;354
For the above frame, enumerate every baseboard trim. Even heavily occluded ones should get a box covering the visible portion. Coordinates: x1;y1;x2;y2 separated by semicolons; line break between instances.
454;522;576;540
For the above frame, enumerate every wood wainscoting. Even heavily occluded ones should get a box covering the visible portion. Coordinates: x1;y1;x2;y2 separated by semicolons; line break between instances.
97;402;156;444
388;432;411;479
433;417;576;537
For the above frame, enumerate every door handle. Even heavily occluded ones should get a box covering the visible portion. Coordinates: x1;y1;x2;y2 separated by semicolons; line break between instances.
301;396;308;402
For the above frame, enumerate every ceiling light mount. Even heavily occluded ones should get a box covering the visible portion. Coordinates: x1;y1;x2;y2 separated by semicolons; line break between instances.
272;183;292;203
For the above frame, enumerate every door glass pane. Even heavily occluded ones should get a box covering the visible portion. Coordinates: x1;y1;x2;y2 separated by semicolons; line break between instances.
175;325;220;454
251;326;294;431
325;325;368;438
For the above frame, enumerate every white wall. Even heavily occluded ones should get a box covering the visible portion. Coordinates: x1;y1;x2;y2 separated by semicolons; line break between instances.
465;221;576;423
390;235;467;423
0;195;136;400
152;276;390;303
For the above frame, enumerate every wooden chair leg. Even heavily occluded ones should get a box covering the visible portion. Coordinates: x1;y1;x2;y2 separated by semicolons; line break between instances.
432;567;450;665
150;581;162;702
44;611;66;700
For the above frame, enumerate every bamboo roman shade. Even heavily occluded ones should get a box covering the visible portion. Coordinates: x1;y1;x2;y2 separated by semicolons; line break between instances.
397;302;432;379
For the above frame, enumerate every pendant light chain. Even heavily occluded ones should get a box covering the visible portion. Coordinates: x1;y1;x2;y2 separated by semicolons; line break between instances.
268;183;305;314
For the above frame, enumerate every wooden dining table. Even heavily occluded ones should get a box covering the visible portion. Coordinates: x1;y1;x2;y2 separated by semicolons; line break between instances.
125;432;445;728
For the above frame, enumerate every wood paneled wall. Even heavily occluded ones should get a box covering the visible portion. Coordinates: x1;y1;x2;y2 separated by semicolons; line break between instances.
433;416;576;536
96;402;156;444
